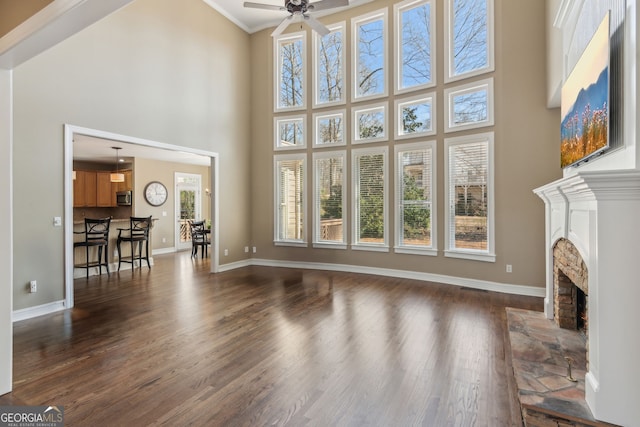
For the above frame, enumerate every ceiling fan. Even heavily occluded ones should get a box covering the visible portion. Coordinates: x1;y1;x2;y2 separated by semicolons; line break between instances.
244;0;349;37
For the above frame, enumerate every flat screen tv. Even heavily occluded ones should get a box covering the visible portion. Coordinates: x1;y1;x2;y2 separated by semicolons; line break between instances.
560;12;610;168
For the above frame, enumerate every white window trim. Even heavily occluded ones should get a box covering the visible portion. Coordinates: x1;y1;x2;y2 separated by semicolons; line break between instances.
313;21;346;109
274;153;308;247
274;31;307;112
312;109;346;148
444;77;494;133
351;8;389;103
351;146;389;251
394;140;438;256
313;150;347;249
394;0;437;94
444;0;495;83
352;101;389;144
395;91;437;139
444;132;495;262
274;114;307;150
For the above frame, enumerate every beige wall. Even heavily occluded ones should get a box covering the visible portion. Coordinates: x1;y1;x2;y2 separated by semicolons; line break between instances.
250;0;561;287
12;0;251;310
133;157;210;251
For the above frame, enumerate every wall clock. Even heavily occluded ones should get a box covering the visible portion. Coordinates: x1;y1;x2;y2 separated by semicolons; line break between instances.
144;181;168;206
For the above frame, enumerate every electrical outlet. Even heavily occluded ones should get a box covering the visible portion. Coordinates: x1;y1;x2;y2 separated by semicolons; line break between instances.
252;246;257;253
506;264;513;273
224;249;229;256
162;237;167;243
53;217;62;227
244;246;249;253
30;280;37;293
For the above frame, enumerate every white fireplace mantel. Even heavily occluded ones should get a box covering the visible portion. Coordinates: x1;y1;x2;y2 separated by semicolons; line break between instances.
534;170;640;426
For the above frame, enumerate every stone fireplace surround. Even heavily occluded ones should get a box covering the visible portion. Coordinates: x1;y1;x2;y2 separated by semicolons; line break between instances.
534;170;640;426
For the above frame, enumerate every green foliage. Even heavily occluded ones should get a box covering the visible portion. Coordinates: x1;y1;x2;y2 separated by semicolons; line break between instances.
402;175;430;239
321;185;342;219
402;106;424;134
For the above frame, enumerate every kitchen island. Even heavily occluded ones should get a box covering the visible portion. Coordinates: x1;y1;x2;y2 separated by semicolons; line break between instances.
73;218;156;278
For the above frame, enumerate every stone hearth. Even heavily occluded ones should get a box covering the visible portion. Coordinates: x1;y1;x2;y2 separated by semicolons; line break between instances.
506;308;618;427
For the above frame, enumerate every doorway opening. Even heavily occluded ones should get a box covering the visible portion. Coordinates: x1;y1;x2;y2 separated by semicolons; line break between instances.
64;124;219;309
175;172;203;251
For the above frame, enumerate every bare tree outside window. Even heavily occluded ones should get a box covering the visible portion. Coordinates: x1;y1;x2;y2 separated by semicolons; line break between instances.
278;36;304;109
355;15;385;98
316;28;344;105
452;0;489;76
398;0;432;90
453;90;488;125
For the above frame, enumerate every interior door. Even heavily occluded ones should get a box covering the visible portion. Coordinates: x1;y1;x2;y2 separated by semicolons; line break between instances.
175;173;202;251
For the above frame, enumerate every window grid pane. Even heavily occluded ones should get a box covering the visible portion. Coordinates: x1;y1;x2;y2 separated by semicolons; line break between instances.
315;156;345;243
401;100;432;135
277;158;304;241
316;29;344;105
448;141;488;250
278;37;304;109
355;17;385;98
399;1;432;89
400;148;432;247
452;0;488;76
356;153;385;244
317;115;344;145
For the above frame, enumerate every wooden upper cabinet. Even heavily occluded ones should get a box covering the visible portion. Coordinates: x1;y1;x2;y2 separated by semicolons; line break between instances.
73;170;97;208
84;171;97;207
96;172;115;207
73;170;87;207
73;168;132;207
116;170;132;192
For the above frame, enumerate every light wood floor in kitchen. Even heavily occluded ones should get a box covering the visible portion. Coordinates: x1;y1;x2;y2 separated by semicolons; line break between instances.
4;252;542;426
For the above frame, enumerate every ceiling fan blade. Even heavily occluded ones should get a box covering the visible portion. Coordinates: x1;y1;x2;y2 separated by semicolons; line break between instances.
244;2;285;11
304;14;331;37
308;0;349;12
271;15;294;37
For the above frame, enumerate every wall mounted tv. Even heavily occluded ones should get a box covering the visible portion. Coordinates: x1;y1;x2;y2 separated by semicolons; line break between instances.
560;12;610;168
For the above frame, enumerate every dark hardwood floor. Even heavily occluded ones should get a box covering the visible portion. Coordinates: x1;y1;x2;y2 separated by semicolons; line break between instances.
5;252;542;426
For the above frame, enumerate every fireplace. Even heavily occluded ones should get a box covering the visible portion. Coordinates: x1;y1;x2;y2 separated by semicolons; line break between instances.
534;170;640;426
553;238;588;332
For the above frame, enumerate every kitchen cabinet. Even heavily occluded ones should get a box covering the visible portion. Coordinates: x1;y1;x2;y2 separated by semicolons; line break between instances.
96;172;116;207
116;170;133;192
73;170;97;207
73;169;132;207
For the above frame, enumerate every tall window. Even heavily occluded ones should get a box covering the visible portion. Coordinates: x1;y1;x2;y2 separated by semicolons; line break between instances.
395;141;436;254
352;9;388;101
445;133;494;261
275;154;306;245
445;0;494;82
352;147;388;250
313;22;345;107
313;151;346;247
275;32;306;111
395;0;435;93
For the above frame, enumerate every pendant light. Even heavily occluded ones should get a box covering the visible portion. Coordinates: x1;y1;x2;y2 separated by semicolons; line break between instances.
110;147;125;183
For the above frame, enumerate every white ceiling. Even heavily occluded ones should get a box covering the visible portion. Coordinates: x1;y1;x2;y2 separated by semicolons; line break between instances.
202;0;372;34
73;134;211;167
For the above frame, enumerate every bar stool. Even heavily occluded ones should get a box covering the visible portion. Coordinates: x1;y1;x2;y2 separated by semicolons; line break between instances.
74;217;111;278
117;216;152;271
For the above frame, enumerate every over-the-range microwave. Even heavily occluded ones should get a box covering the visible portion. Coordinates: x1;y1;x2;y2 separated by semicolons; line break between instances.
116;191;132;206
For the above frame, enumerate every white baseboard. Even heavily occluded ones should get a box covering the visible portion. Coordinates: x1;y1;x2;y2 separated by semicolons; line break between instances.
248;258;545;297
152;247;176;255
13;300;66;322
218;259;252;272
